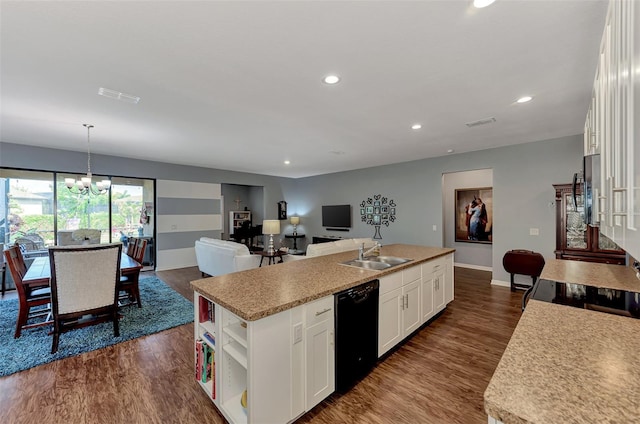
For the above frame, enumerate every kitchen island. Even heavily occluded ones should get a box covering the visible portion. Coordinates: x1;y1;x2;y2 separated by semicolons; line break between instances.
484;259;640;424
190;244;454;424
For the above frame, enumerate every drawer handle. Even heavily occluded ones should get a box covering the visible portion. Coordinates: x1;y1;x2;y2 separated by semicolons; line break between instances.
315;308;332;316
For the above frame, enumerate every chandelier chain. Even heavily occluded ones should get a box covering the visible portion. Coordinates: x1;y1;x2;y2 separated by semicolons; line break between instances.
84;123;93;175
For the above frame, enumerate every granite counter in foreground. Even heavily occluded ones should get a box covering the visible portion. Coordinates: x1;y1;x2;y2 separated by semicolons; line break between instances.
190;244;453;321
484;299;640;423
541;258;640;292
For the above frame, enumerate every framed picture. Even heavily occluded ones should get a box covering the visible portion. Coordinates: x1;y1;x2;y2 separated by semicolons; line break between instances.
373;215;381;224
374;207;380;214
278;201;287;220
455;187;493;244
365;206;374;214
381;206;389;213
360;208;365;215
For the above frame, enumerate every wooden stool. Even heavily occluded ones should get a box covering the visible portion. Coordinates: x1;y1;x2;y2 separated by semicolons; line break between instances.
503;249;546;291
503;250;545;311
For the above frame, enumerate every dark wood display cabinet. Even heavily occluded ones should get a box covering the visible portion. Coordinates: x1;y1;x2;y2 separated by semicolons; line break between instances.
553;184;626;265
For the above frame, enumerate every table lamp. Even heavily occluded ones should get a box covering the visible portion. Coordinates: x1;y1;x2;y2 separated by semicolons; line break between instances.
290;216;300;236
262;220;281;255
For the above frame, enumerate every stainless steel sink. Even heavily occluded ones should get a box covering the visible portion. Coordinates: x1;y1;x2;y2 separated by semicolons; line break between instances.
341;256;412;270
367;256;412;265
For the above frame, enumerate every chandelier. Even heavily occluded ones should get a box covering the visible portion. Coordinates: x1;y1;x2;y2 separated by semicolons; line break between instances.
65;124;111;195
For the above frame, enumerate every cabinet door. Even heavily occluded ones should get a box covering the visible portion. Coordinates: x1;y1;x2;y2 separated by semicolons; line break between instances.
433;269;446;313
378;287;402;357
402;280;421;336
305;319;334;411
421;277;434;324
444;254;454;305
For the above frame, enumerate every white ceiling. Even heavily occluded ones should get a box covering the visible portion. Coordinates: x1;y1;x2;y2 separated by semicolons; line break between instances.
0;1;608;178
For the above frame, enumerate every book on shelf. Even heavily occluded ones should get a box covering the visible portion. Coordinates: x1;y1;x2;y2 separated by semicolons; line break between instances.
202;331;215;347
198;296;214;323
201;343;214;384
195;339;203;381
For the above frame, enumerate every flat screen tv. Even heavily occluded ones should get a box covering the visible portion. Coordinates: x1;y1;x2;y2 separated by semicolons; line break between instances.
322;204;351;228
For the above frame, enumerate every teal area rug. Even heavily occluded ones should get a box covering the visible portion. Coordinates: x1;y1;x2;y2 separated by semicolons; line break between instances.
0;277;193;377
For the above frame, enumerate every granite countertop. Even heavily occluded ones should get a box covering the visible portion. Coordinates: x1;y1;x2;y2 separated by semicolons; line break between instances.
485;259;640;423
190;244;453;321
541;258;640;292
484;299;640;424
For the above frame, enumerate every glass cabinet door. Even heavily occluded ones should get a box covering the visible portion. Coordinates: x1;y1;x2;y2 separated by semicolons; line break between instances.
564;192;587;249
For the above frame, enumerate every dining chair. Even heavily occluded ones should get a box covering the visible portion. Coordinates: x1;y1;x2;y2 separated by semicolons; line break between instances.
119;238;147;308
4;246;52;338
126;237;138;257
48;243;122;354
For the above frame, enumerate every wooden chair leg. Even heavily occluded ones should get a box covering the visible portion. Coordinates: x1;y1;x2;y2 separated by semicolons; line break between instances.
15;304;28;338
51;328;60;354
134;286;142;308
113;311;120;337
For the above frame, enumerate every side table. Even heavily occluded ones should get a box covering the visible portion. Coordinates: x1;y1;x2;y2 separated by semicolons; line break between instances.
284;233;305;254
255;250;287;267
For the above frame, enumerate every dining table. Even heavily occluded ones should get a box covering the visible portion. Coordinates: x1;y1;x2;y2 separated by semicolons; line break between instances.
23;253;143;288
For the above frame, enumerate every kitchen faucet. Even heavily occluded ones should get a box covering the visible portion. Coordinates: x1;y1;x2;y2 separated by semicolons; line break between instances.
359;242;381;260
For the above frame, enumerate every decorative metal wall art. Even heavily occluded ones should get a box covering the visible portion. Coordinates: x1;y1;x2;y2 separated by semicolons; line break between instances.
359;194;396;239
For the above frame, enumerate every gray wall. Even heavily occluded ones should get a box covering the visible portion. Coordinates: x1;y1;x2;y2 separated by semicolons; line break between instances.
1;134;583;283
286;134;583;284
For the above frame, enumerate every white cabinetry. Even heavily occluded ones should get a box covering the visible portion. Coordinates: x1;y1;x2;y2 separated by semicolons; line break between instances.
378;265;422;357
304;295;335;411
585;0;640;260
194;292;304;424
378;254;455;358
194;292;336;424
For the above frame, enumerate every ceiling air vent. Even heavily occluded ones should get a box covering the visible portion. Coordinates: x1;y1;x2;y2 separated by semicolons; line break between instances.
465;117;496;128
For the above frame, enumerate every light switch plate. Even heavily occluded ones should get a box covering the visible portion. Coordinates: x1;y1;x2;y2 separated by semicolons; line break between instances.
432;225;437;232
529;228;539;236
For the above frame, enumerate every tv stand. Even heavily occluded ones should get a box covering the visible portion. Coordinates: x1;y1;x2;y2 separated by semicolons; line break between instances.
312;236;343;244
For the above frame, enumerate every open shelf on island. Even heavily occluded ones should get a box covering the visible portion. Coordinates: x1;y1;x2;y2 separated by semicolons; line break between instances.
223;322;247;348
223;341;248;368
199;320;216;336
223;392;248;424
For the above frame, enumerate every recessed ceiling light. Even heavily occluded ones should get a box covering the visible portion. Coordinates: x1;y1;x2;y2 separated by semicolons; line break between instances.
473;0;496;8
411;124;422;130
98;87;140;104
322;75;340;85
516;96;533;103
447;149;455;154
284;160;291;165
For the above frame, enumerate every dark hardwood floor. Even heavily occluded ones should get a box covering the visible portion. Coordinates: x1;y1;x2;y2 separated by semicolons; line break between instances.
0;266;523;424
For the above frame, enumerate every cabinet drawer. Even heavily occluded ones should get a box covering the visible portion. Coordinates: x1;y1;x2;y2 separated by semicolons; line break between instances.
422;256;446;275
402;264;421;284
379;272;403;295
305;295;334;326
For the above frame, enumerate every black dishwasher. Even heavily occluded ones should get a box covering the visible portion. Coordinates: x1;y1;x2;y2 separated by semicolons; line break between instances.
334;279;379;392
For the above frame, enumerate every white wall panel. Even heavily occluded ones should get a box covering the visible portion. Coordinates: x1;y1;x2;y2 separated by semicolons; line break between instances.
157;180;221;199
157;214;221;233
156;247;197;271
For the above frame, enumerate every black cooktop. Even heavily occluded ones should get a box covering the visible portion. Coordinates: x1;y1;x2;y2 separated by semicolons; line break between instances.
530;278;640;319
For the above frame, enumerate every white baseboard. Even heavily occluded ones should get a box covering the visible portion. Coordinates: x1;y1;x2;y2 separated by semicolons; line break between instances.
454;262;493;272
491;279;510;287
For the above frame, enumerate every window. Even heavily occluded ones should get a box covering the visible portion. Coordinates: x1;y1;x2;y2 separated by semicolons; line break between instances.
0;169;55;248
1;167;154;251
